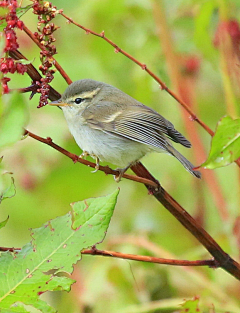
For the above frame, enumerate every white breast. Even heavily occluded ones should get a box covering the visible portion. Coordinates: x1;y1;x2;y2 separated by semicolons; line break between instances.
62;107;150;168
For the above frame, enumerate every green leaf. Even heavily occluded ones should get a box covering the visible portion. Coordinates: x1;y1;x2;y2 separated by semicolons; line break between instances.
0;92;29;149
16;5;32;19
180;297;202;313
202;116;240;169
15;59;34;65
72;188;119;232
0;176;16;203
0;190;119;312
0;216;9;230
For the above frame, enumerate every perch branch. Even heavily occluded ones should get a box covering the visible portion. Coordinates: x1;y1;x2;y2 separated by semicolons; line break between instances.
23;129;159;188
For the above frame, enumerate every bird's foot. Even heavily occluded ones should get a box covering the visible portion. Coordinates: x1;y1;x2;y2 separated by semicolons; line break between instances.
91;155;100;173
80;151;89;159
114;164;131;182
80;151;100;173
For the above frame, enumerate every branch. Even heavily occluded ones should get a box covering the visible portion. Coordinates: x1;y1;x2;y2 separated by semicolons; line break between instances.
23;24;72;85
23;129;159;188
58;13;240;173
131;163;240;279
151;1;229;221
59;12;214;137
8;49;240;280
9;50;61;101
81;248;215;266
0;246;215;267
23;126;240;280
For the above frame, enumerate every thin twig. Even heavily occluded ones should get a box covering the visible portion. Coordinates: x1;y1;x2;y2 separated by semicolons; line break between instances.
59;12;240;173
0;246;215;267
151;0;229;221
59;12;214;136
23;24;72;85
81;248;215;266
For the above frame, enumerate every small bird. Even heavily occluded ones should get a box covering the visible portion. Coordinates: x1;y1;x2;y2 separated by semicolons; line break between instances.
49;79;201;180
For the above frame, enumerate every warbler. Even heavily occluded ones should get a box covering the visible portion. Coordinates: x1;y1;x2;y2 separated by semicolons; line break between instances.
49;79;201;180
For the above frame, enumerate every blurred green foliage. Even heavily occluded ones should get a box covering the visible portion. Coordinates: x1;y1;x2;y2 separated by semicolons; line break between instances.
1;0;240;312
0;92;28;149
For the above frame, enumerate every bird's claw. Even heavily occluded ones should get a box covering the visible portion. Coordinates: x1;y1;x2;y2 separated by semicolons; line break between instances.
80;151;100;173
114;163;133;182
114;168;125;182
91;155;100;173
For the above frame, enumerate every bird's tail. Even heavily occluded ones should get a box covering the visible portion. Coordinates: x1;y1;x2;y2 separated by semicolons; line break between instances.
166;145;201;178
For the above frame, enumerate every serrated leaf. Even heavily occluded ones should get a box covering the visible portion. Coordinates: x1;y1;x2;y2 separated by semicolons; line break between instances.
0;190;119;312
180;297;202;313
0;92;29;149
72;189;119;244
202;116;240;169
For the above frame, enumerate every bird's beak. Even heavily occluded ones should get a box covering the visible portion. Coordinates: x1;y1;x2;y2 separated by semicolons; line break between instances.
48;99;68;106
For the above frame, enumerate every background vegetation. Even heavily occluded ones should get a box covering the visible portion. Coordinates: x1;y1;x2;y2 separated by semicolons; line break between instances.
1;0;240;312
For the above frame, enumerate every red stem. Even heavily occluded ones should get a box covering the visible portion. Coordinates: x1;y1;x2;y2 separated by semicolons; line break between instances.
60;12;214;137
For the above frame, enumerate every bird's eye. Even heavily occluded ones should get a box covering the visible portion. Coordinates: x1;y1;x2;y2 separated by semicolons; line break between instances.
74;98;82;104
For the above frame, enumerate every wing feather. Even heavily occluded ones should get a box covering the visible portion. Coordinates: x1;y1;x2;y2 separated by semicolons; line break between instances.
83;101;191;149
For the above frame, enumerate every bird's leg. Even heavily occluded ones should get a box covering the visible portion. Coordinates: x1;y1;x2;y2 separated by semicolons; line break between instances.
80;151;89;159
114;163;132;182
80;151;100;173
91;154;100;173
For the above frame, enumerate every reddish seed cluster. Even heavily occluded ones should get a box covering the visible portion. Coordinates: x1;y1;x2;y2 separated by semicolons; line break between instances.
31;1;60;107
0;57;27;74
0;0;26;93
0;0;24;52
32;0;59;18
36;75;52;107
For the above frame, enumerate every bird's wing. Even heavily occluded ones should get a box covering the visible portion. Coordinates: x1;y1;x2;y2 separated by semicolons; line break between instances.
82;101;191;150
